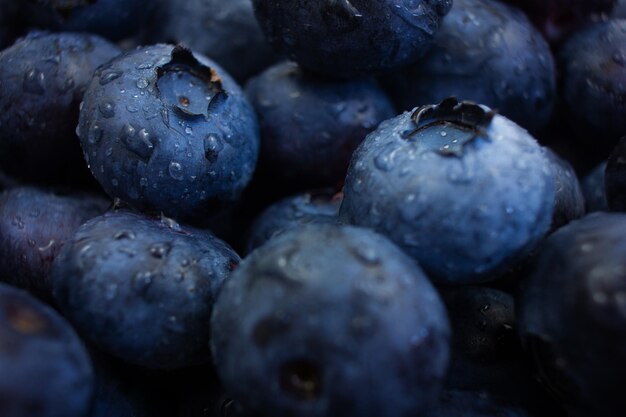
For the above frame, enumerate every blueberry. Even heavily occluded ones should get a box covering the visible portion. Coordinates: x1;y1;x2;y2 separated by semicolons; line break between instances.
246;61;395;189
340;98;555;284
0;32;121;185
383;0;556;133
605;136;626;211
245;189;343;254
77;44;260;223
0;187;108;300
615;0;626;17
544;148;585;231
0;283;94;417
519;213;626;417
425;390;532;417
502;0;616;42
440;286;563;415
212;224;450;417
21;0;156;42
148;0;278;82
51;209;240;369
581;162;609;213
559;19;626;146
252;0;453;78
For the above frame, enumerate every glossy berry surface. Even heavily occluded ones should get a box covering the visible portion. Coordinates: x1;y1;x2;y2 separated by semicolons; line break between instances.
0;187;108;299
0;32;120;185
252;0;453;78
519;213;626;417
0;283;94;417
52;210;240;369
384;0;556;132
246;61;395;188
212;225;450;417
77;44;260;223
340;99;555;284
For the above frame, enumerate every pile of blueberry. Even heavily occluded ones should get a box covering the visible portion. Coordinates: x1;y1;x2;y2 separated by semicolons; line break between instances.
1;1;626;416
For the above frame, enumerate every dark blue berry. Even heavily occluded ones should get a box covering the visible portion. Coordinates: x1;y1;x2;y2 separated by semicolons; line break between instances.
77;44;260;223
0;187;108;300
0;283;94;417
383;0;556;132
51;209;240;369
246;61;395;188
340;99;555;284
212;224;450;417
0;32;121;185
519;213;626;417
149;0;278;82
252;0;453;78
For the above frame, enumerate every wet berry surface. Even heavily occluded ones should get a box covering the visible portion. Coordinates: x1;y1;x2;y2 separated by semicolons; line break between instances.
0;1;625;416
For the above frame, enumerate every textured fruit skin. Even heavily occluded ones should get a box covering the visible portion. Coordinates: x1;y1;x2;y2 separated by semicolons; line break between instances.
0;283;94;417
582;162;609;213
0;187;108;299
212;225;450;417
52;210;240;369
246;61;395;188
246;189;342;254
149;0;278;82
0;32;121;185
21;0;156;42
519;213;626;417
606;137;626;211
340;99;555;284
544;148;585;230
77;45;260;223
559;20;626;146
424;390;531;417
383;0;556;133
252;0;453;78
503;0;616;42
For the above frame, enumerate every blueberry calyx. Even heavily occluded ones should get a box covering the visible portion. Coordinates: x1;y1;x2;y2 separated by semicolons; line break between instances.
406;97;496;156
155;45;227;120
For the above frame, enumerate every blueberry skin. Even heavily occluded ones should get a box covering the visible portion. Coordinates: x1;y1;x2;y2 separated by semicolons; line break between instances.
149;0;278;82
582;162;608;213
383;0;556;133
246;61;395;188
245;189;342;254
211;225;451;417
0;32;121;185
77;44;260;223
252;0;453;78
606;137;626;211
340;99;555;284
519;213;626;417
51;209;241;369
502;0;616;42
615;0;626;17
0;187;108;299
424;390;531;417
0;283;94;417
544;148;585;231
22;0;156;42
559;19;626;146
